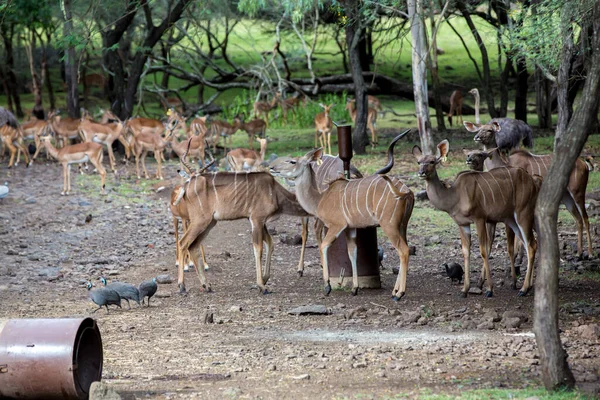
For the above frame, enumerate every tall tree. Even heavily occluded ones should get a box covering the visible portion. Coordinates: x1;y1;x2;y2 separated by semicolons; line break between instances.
61;0;80;118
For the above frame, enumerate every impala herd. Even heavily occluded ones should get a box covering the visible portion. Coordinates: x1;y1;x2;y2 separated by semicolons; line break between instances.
0;90;594;302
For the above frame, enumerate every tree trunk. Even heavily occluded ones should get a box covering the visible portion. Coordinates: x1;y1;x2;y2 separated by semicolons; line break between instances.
0;67;14;113
43;36;55;111
535;68;552;128
62;0;80;118
534;2;600;391
342;0;369;154
556;8;574;135
515;58;528;122
25;30;44;118
498;58;510;117
1;27;24;118
408;0;433;154
428;0;445;132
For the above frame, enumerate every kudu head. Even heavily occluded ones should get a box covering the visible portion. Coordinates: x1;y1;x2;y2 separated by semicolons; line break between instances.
270;148;323;180
464;121;501;147
464;149;495;172
412;140;449;180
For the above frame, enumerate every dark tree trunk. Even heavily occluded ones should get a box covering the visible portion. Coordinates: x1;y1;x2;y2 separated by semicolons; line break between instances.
122;0;193;118
497;58;510;117
25;30;44;117
333;25;349;74
342;0;369;154
357;24;371;72
160;42;171;89
535;68;553;128
457;1;498;119
2;27;24;118
556;9;575;135
534;2;600;391
515;58;528;122
62;0;80;118
0;67;14;112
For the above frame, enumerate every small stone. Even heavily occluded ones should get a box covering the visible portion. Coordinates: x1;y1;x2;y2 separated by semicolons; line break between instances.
292;374;310;380
502;310;528;322
468;287;483;295
155;274;173;284
404;311;421;323
107;270;120;276
204;312;214;324
156;186;166;193
288;305;329;315
502;317;522;329
155;292;171;298
6;249;18;256
483;311;501;322
89;381;121;400
229;305;243;312
79;201;92;206
25;197;37;204
352;361;367;368
477;321;495;330
573;324;600;340
408;246;417;256
267;364;276;371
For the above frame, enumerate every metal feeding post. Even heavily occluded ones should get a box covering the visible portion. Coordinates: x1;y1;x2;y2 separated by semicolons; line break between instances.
335;123;353;179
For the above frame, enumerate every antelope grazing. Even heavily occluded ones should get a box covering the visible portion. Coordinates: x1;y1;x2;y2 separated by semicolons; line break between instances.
233;116;266;149
40;130;106;195
346;99;378;147
47;110;83;148
209;119;241;153
269;154;363;277
79;118;127;172
21;117;47;160
132;120;177;180
414;140;540;297
273;132;414;299
0;125;31;168
466;147;593;258
447;90;463;126
174;167;310;294
227;138;267;172
253;96;278;127
314;103;335;155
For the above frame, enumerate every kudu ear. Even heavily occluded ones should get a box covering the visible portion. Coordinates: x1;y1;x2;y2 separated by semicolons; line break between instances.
411;145;422;159
491;122;501;132
463;121;481;132
437;140;450;160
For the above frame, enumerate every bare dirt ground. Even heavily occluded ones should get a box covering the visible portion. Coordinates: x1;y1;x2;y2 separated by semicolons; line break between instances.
1;156;599;399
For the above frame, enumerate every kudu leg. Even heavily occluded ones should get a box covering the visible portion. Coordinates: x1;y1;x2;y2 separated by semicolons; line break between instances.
563;192;591;258
478;222;497;289
199;245;210;271
296;217;309;277
506;227;518;290
188;234;212;292
174;217;181;272
458;225;472;297
476;219;494;297
513;214;537;296
320;225;346;296
385;225;410;301
261;225;274;285
177;218;215;293
344;229;360;296
250;220;269;294
62;164;68;196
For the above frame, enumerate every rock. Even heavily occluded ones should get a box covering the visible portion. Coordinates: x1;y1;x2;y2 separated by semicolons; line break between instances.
417;317;429;326
404;311;421;323
6;249;18;256
89;381;122;400
267;364;276;371
79;201;92;206
352;361;367;368
38;267;62;281
483;311;501;322
408;246;417;256
204;312;214;324
156;186;166;193
573;324;600;340
155;274;173;284
107;270;120;276
229;305;243;312
292;374;310;380
424;235;441;246
288;305;329;315
468;287;483;295
25;197;37;204
155;292;171;298
477;321;495;330
502;317;522;329
502;310;528;322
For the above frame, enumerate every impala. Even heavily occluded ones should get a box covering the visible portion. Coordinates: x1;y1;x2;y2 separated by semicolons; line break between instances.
21;117;48;160
227;138;267;172
47;110;84;148
209;118;241;153
346;99;378;147
40;129;106;195
314;103;335;155
273;132;414;299
79;118;127;172
132;118;177;180
233;116;266;149
368;95;384;117
0;125;31;168
170;135;208;170
447;90;463;126
277;93;305;123
414;140;540;297
253;96;278;127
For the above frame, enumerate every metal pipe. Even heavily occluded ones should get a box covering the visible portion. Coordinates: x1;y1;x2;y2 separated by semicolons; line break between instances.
336;124;353;179
0;317;103;399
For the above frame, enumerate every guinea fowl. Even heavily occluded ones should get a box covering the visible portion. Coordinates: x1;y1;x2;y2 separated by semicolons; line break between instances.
100;277;141;309
443;262;464;284
87;281;122;313
138;278;158;307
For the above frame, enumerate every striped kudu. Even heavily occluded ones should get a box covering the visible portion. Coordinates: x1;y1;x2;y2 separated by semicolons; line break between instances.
466;147;593;258
272;131;414;300
415;140;541;297
174;159;310;294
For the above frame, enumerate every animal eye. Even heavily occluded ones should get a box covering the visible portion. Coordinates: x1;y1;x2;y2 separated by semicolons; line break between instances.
288;160;296;165
429;161;435;165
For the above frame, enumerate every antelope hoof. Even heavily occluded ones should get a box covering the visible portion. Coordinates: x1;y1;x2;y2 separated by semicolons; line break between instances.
518;289;529;297
391;292;405;302
60;192;66;196
297;270;303;278
484;290;493;298
262;288;270;295
459;291;468;298
324;283;332;296
178;283;186;294
351;287;359;296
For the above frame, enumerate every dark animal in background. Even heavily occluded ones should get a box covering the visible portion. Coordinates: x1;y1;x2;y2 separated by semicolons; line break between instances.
100;277;141;309
87;281;122;313
139;278;158;306
444;262;464;284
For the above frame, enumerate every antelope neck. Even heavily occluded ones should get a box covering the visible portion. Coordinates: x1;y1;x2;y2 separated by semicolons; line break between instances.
294;165;322;215
424;169;460;214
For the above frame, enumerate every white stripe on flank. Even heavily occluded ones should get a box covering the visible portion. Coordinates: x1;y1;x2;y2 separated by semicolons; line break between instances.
481;175;496;204
375;184;389;216
341;183;351;223
212;173;219;204
354;179;365;217
488;173;506;205
389;198;399;223
365;178;378;217
474;177;487;208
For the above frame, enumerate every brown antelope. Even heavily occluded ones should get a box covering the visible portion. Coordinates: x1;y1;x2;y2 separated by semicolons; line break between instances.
40;129;106;195
466;147;593;258
47;110;83;148
253;96;278;127
227;138;268;172
174;166;310;294
162;97;183;113
209;119;241;153
233;116;266;149
447;90;463;126
132;119;178;180
277;93;304;123
414;140;540;297
346;99;378;147
0;125;31;168
83;73;105;97
169;134;208;170
21;117;48;160
189;116;209;138
368;95;384;117
79;118;127;172
314;103;335;155
273;132;414;299
269;154;363;277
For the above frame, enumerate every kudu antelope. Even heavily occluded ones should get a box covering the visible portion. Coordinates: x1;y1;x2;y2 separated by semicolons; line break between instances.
40;128;106;195
414;140;540;297
253;96;278;127
466;147;593;258
314;103;335;155
227;138;268;172
174;160;310;293
447;90;463;126
346;99;378;147
273;132;414;299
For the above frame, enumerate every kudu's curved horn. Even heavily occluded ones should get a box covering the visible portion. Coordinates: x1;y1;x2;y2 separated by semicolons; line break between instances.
374;129;411;175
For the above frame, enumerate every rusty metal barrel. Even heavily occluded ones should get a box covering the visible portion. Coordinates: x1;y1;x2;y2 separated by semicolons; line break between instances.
327;124;381;289
0;317;103;400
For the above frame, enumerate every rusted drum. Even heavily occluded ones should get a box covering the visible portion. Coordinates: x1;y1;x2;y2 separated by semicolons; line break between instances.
326;227;381;289
0;317;103;399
